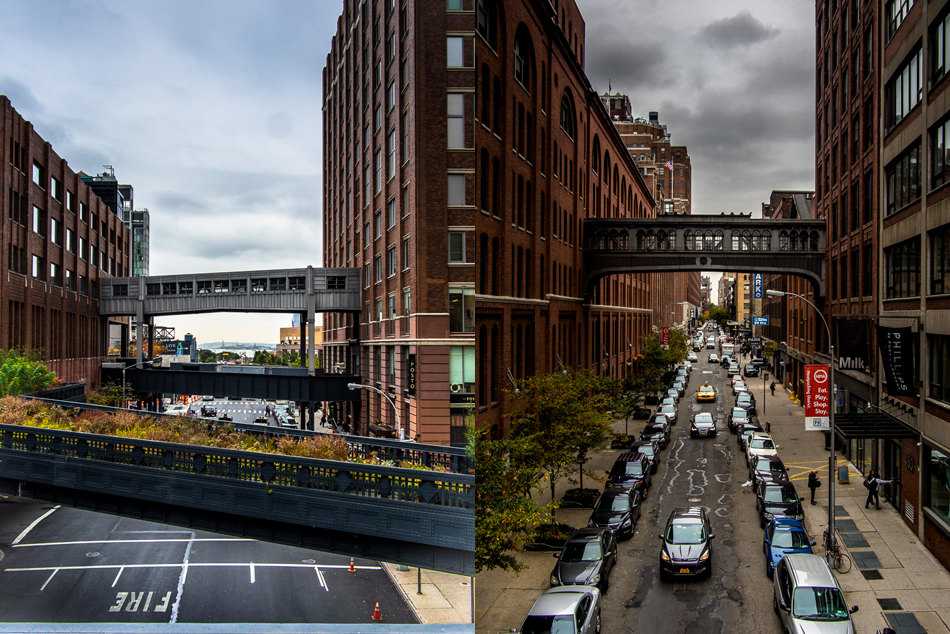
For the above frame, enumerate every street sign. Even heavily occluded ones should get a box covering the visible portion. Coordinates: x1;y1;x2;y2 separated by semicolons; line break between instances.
752;316;769;326
660;327;670;349
763;342;777;355
804;364;831;431
753;274;763;299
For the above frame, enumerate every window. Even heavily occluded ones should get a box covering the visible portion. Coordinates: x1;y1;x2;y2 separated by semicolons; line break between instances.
931;224;950;294
448;174;466;206
929;337;950;403
66;190;75;213
374;103;382;132
387;81;395;112
78;275;87;295
448;0;462;9
50;263;61;287
387;129;396;179
449;287;475;332
32;162;44;187
449;231;466;262
404;288;411;317
934;11;950;84
447;37;464;67
476;0;498;48
560;96;575;139
387;33;396;64
66;228;75;253
403;184;410;218
91;245;99;269
375;148;382;192
924;445;950;530
364;261;371;288
365;163;372;200
401;111;410;162
514;31;529;88
364;221;371;248
65;269;75;291
31;207;46;237
375;210;383;238
79;237;87;260
885;48;922;129
403;236;410;269
388;245;397;277
79;202;87;223
32;255;44;280
49;216;62;244
388;197;397;228
885;142;921;216
375;255;382;282
447;93;465;148
934;118;950;189
449;345;475;393
887;0;917;41
885;237;921;298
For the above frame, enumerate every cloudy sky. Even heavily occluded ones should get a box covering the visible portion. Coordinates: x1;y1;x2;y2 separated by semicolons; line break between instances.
0;0;814;341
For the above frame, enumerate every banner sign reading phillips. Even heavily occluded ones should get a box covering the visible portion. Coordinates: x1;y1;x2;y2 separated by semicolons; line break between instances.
876;325;916;396
804;364;831;431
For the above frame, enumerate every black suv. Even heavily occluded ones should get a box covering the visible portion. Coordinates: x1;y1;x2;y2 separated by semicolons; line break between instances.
658;507;714;581
640;420;671;448
550;528;617;593
755;480;804;528
727;407;757;433
689;412;717;438
628;440;660;474
605;453;652;496
588;488;642;538
743;364;760;378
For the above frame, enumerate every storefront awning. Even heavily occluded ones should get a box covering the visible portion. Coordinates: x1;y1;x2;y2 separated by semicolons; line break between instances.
833;413;919;440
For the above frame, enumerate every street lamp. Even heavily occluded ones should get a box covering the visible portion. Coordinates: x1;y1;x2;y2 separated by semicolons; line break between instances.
766;289;837;555
121;357;160;409
660;301;687;328
347;382;403;440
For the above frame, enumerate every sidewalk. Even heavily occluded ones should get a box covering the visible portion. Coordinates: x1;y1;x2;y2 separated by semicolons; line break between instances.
382;563;474;627
766;384;950;634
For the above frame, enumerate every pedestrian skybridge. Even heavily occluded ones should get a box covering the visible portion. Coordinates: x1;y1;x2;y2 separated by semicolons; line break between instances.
583;215;827;297
99;266;361;317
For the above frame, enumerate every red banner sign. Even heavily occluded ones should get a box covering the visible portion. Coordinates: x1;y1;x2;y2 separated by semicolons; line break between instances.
804;364;830;431
660;327;670;349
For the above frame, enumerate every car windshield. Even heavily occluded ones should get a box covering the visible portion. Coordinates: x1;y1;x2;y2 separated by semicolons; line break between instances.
772;530;811;549
597;495;631;512
737;394;753;404
700;386;714;393
694;413;713;424
636;445;655;457
750;438;775;450
673;382;685;388
617;462;643;476
658;405;674;415
791;587;850;620
520;614;576;634
768;462;786;473
560;539;602;562
667;522;705;544
732;409;749;419
764;488;798;503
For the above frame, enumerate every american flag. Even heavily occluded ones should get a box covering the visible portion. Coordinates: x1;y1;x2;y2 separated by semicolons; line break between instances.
292;317;297;335
665;160;673;170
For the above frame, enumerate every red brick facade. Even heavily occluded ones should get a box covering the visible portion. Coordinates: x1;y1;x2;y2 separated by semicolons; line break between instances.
1;97;129;387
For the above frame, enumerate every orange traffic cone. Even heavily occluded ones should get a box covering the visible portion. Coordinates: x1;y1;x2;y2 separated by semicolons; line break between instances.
348;557;356;573
371;601;382;621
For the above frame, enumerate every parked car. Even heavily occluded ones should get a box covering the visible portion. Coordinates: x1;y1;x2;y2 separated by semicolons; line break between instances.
659;396;677;408
732;381;749;396
735;392;757;415
690;412;717;438
726;364;742;377
696;384;716;402
588;488;642;539
737;422;765;450
750;455;789;487
664;388;681;403
550;528;617;594
687;352;699;362
773;554;858;633
628;440;660;474
655;404;678;426
746;432;778;466
658;507;714;582
670;381;686;399
763;518;815;577
755;480;805;529
640;420;671;449
728;408;757;434
744;364;760;378
605;452;652;497
519;586;602;634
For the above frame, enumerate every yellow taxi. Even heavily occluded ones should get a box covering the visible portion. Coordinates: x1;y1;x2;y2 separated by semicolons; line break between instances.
696;384;716;402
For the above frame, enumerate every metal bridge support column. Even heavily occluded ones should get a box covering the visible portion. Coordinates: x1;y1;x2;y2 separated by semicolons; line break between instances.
135;303;145;366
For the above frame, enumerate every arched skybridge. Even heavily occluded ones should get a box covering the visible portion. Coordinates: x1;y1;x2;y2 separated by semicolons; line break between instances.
583;215;827;298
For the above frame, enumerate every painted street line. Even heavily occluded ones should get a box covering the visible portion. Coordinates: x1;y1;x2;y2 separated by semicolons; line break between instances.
6;562;383;573
112;566;124;588
39;569;58;592
314;567;328;591
13;538;254;548
12;505;60;545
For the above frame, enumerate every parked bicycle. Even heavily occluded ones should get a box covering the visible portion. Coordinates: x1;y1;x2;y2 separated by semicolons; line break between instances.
823;527;852;573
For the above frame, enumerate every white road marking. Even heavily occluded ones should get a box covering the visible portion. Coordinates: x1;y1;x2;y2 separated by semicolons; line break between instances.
250;562;255;584
6;562;382;573
13;538;253;548
169;532;194;625
12;505;60;545
39;569;58;591
314;567;328;591
112;566;124;587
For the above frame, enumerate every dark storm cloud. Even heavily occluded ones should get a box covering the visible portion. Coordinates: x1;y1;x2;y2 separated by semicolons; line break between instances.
701;10;780;49
583;25;670;92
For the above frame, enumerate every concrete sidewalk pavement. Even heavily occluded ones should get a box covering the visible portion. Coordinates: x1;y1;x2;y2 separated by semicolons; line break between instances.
764;382;950;634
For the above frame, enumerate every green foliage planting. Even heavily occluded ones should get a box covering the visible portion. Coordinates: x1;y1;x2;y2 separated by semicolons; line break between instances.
0;349;57;397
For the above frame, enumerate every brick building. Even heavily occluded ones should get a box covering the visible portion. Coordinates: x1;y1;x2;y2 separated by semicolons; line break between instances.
321;0;477;444
1;96;131;386
473;0;655;438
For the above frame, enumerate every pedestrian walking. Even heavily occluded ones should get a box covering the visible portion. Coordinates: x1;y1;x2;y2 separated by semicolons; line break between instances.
863;470;893;509
807;470;821;505
770;381;776;396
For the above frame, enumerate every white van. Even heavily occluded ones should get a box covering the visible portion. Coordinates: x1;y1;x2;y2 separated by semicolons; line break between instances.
706;337;716;349
722;343;735;356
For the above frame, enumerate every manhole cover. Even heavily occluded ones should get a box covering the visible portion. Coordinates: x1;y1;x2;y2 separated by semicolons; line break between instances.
877;598;902;610
861;569;884;580
86;552;101;558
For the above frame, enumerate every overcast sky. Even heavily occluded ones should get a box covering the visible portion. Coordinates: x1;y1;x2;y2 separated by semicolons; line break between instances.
0;0;814;341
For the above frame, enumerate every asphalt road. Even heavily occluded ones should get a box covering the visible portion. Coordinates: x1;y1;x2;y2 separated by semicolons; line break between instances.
0;498;417;625
598;344;780;633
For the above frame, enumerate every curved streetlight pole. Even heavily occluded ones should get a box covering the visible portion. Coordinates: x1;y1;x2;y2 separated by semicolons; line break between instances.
347;382;403;440
660;301;687;329
766;289;837;554
122;357;160;410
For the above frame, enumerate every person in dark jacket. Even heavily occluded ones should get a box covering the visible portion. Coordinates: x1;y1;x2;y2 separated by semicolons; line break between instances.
807;470;821;504
864;470;893;509
770;381;776;396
